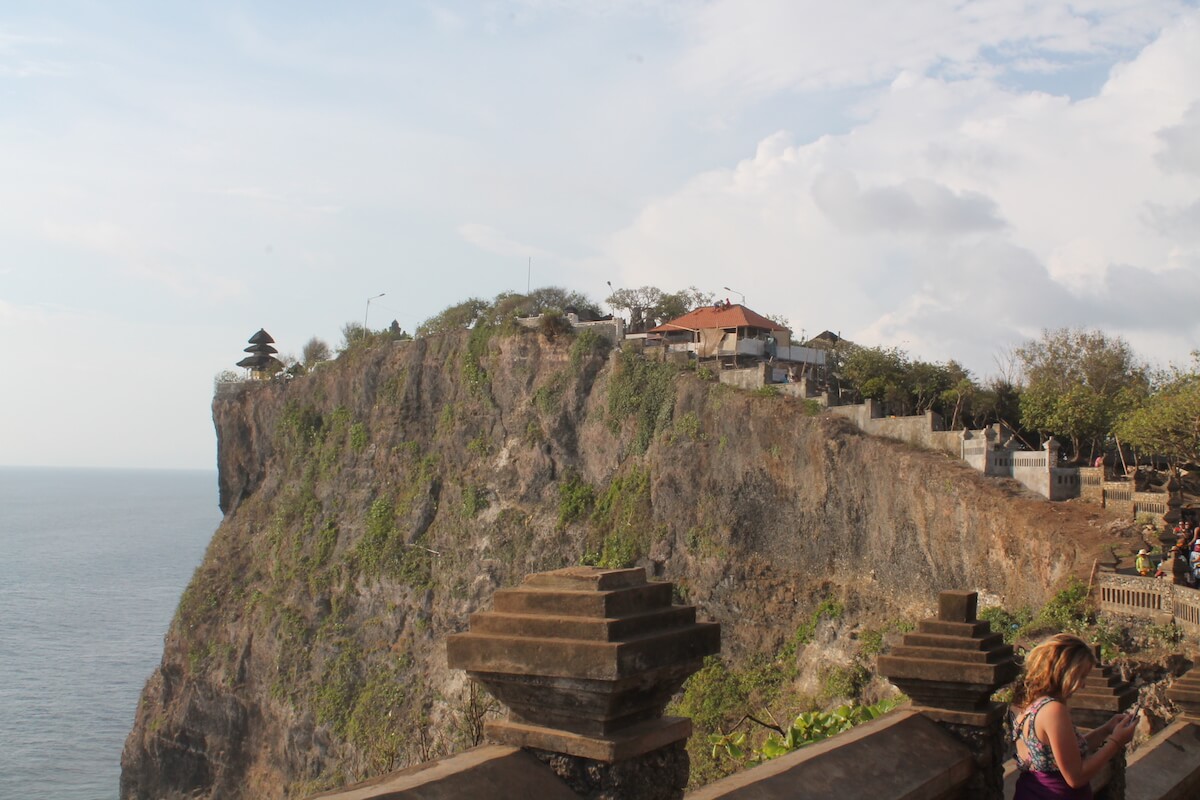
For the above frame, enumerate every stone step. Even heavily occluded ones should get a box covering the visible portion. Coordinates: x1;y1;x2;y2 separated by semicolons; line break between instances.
888;645;1006;664
523;567;646;591
903;632;1005;651
468;606;697;642
448;622;720;682
1070;690;1135;712
917;620;993;638
876;652;1017;686
1167;687;1200;705
492;582;673;618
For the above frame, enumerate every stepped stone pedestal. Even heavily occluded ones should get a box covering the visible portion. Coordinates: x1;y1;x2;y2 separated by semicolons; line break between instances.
1071;645;1136;799
878;590;1018;800
1166;659;1200;721
447;566;720;800
1071;644;1137;729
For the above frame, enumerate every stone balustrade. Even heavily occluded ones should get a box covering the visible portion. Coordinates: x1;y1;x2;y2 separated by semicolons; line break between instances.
1096;571;1200;635
309;573;1200;800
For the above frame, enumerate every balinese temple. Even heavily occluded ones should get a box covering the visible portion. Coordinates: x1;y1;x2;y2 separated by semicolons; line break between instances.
236;328;282;380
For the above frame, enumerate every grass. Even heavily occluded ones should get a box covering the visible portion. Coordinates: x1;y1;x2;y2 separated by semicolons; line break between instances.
584;465;654;568
569;328;611;368
557;471;595;528
607;344;678;454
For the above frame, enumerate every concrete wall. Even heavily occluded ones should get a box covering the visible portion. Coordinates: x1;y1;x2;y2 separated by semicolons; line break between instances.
514;314;625;344
826;400;962;457
684;711;973;800
1126;721;1200;800
718;364;769;391
571;316;625;343
310;746;579;800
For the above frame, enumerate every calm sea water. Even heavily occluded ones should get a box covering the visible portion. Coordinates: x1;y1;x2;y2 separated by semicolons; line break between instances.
0;467;220;800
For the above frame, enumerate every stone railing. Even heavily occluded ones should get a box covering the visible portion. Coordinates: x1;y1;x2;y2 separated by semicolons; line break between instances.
310;571;1200;800
1075;468;1172;521
1096;571;1200;636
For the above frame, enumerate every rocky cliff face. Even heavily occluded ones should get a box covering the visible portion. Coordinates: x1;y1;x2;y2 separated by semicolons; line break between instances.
121;328;1114;799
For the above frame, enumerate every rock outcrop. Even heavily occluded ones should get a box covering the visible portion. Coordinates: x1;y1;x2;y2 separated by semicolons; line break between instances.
121;329;1115;799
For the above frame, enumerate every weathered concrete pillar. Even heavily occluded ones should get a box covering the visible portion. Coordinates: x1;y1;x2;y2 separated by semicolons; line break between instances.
1072;645;1136;799
877;590;1018;800
447;567;720;800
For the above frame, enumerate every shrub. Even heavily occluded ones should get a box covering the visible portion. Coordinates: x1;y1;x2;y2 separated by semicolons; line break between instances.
349;422;368;451
570;329;611;368
558;472;596;528
538;309;573;340
461;485;488;518
674;411;703;442
607;347;677;453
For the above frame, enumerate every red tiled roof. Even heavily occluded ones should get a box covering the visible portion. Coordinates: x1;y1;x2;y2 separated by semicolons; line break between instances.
649;304;786;333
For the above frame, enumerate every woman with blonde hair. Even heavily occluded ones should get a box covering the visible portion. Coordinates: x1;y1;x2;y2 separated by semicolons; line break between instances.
1011;634;1138;799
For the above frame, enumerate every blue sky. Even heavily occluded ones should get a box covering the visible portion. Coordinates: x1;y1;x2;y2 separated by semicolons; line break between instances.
2;1;1199;469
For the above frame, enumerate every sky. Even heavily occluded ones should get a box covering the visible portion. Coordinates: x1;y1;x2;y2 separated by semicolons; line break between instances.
2;1;1199;470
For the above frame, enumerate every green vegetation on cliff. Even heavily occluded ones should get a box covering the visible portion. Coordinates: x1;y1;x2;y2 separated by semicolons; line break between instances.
133;310;1124;800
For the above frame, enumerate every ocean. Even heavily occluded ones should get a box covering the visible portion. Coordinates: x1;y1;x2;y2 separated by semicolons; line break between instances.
0;467;220;800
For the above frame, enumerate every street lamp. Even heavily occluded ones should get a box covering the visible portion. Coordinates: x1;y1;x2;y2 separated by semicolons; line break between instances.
364;293;386;331
723;286;745;305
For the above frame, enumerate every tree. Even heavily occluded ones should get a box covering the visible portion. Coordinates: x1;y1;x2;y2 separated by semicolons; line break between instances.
1016;328;1148;460
606;286;663;333
415;298;490;338
339;321;369;351
657;286;716;325
906;359;958;415
606;285;715;333
302;337;332;368
1116;365;1200;496
765;313;792;332
522;286;601;318
841;345;910;412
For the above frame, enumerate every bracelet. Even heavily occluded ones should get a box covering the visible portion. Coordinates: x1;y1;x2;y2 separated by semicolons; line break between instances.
1103;738;1126;749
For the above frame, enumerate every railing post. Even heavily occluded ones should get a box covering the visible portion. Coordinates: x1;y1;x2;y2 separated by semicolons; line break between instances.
877;591;1018;800
447;567;720;800
1166;658;1200;723
1071;645;1136;799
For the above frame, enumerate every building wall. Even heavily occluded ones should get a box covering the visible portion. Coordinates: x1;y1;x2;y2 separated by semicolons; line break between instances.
718;364;769;390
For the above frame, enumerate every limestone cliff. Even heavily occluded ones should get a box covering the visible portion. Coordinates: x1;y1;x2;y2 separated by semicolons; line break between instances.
121;328;1114;799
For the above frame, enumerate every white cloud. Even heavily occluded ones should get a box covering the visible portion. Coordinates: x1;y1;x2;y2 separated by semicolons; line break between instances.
40;219;247;301
607;9;1200;375
458;223;557;261
1157;101;1200;176
674;0;1186;97
0;27;68;77
812;171;1005;235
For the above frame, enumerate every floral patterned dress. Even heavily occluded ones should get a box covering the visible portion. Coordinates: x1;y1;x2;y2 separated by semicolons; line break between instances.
1012;697;1093;800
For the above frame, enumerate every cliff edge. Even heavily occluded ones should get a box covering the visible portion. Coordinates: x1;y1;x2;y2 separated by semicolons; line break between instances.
121;328;1116;799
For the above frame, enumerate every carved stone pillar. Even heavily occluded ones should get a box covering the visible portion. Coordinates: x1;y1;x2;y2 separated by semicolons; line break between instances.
1166;659;1200;722
447;567;720;800
1071;645;1136;799
877;590;1018;800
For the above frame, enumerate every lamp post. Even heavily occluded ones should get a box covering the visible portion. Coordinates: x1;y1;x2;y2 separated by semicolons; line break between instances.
364;293;385;332
723;286;745;305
